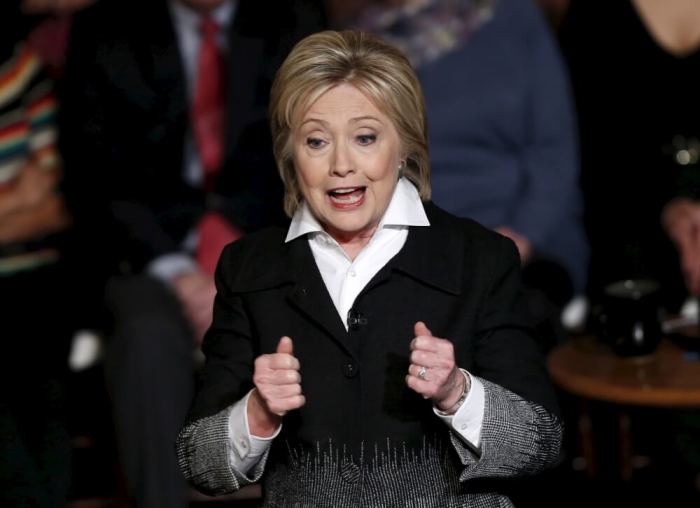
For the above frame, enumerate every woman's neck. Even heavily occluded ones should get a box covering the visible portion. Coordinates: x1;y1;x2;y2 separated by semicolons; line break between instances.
328;226;378;261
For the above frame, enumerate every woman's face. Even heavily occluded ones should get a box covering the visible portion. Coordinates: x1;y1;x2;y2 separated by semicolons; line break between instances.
292;83;402;243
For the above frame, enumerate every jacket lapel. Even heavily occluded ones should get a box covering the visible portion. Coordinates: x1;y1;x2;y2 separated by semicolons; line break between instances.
285;238;357;359
234;202;464;359
389;203;464;296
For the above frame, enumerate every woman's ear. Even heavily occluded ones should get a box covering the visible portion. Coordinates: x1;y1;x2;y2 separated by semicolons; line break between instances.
398;159;406;178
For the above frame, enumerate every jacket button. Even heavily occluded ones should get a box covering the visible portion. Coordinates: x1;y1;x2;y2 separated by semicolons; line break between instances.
342;361;359;378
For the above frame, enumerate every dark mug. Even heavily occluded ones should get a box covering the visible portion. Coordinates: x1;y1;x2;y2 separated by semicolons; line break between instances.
595;279;663;356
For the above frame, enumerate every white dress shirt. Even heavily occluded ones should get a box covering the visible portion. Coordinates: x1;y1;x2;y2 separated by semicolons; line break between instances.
286;177;430;327
227;178;485;474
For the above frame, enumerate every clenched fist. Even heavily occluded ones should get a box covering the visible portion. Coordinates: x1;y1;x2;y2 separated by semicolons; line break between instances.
405;321;466;412
248;337;305;436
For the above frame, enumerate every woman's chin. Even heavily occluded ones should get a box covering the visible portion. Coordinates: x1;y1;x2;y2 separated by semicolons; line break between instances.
324;219;377;244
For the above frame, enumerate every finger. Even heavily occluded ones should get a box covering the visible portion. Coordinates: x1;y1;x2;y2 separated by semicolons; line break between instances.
260;382;303;400
410;350;434;368
414;321;433;338
254;353;300;375
408;363;430;381
277;336;294;355
267;395;306;416
263;354;301;371
405;374;431;399
415;350;456;375
410;335;440;353
266;369;301;385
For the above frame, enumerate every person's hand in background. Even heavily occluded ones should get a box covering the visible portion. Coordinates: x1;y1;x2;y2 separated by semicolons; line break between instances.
496;226;533;263
663;198;700;295
171;272;217;344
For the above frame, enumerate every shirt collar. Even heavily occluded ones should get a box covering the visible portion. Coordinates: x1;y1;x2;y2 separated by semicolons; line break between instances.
169;0;236;33
285;177;430;243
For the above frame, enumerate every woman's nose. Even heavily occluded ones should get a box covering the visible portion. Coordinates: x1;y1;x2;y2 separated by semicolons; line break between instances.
330;143;355;176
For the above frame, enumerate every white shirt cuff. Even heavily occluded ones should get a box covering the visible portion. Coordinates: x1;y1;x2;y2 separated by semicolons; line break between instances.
146;253;198;285
227;390;281;474
433;370;485;449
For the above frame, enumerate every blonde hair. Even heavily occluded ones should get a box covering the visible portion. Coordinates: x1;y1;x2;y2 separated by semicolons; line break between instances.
269;30;431;217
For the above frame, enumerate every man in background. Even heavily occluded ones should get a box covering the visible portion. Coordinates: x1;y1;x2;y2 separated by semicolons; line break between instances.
60;1;326;506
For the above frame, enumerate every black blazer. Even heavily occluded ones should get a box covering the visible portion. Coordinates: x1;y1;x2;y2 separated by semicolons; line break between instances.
178;202;562;506
60;0;326;272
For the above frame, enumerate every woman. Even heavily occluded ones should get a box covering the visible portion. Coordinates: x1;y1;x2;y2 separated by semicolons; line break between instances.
177;30;561;507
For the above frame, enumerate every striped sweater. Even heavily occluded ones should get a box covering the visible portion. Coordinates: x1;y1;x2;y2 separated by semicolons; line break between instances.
0;43;63;274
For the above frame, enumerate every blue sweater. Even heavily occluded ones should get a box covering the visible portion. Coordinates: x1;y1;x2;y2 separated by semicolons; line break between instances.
417;0;587;292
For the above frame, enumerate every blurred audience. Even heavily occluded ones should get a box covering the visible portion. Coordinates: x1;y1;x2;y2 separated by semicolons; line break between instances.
559;0;700;311
0;2;102;506
559;0;700;491
342;0;587;348
59;0;326;506
19;0;97;79
535;0;570;31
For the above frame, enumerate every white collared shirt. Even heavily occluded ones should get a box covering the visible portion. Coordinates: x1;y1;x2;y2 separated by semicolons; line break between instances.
286;177;429;328
227;178;485;475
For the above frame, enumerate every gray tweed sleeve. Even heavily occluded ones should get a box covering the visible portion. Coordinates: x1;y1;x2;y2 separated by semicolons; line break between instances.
176;405;270;495
449;377;563;482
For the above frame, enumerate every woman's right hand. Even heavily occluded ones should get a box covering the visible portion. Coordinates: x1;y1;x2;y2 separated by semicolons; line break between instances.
248;337;305;437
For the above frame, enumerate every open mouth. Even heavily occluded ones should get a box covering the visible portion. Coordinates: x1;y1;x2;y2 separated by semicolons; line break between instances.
327;186;366;208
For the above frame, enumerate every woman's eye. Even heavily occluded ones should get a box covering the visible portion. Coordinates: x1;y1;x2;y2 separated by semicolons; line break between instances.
356;134;376;146
306;137;325;149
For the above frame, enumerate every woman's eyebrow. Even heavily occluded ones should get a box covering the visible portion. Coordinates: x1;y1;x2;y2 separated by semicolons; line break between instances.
299;117;329;127
349;115;381;124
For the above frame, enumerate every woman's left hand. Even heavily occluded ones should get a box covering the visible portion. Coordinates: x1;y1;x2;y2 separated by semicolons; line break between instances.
406;321;466;412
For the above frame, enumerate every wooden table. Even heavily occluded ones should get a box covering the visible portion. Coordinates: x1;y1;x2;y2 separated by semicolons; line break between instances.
547;336;700;479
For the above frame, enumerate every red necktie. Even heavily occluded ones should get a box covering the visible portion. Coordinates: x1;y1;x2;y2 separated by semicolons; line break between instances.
193;16;225;190
192;16;241;274
196;211;241;274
